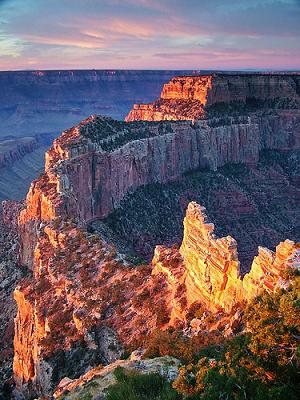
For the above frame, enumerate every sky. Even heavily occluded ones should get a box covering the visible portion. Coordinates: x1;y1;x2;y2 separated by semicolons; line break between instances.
0;0;299;70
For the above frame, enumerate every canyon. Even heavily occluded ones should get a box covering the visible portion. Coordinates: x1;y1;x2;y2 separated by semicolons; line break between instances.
0;137;39;170
0;73;299;399
0;69;200;203
0;137;49;204
0;70;202;139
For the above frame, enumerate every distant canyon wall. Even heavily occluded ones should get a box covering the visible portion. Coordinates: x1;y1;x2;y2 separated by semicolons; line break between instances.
0;137;38;169
0;69;201;138
0;69;201;202
126;74;300;121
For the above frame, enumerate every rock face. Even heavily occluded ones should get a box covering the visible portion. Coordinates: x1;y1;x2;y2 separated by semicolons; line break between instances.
126;74;300;121
177;202;300;311
0;201;26;397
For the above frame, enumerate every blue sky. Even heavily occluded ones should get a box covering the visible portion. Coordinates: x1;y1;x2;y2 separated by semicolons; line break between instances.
0;0;299;70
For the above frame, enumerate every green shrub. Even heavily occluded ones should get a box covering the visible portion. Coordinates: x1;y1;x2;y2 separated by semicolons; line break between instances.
105;367;181;400
173;272;300;400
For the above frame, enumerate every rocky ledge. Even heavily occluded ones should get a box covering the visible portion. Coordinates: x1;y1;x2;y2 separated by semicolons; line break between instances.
54;355;180;400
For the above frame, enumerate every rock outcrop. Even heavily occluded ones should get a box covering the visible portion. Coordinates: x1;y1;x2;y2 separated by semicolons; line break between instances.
54;355;180;400
126;74;300;121
152;202;299;313
179;202;243;311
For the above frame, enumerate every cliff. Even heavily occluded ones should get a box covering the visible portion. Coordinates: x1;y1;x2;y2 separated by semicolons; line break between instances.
17;110;300;271
126;74;300;121
0;201;26;395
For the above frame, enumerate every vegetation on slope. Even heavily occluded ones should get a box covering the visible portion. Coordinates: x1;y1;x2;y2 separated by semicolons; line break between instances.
167;270;300;399
105;367;180;400
80;116;176;152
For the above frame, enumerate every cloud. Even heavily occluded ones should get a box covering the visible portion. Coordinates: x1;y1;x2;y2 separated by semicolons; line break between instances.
0;0;299;70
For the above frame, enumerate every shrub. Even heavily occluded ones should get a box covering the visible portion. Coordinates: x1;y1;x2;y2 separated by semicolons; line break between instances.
105;367;181;400
173;272;300;400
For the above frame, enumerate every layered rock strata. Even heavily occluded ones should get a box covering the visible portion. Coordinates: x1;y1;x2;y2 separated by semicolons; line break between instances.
126;74;300;121
17;111;300;273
